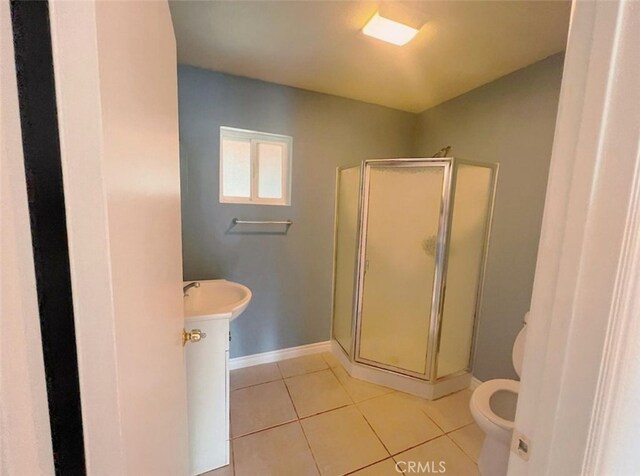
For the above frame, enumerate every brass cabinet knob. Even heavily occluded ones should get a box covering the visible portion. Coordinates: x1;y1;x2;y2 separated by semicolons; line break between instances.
182;328;207;346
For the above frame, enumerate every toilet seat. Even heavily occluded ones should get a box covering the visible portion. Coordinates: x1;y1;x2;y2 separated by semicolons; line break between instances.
470;379;519;444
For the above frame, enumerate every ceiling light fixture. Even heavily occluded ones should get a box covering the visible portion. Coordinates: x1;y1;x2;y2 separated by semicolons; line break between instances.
362;12;419;46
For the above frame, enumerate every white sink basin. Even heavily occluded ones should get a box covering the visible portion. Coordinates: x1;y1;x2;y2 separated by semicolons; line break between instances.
183;279;251;322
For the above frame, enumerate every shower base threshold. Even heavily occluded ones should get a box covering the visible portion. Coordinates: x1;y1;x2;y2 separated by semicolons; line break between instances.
331;340;471;400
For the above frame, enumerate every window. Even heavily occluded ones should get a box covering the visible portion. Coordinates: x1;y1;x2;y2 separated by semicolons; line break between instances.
219;127;292;205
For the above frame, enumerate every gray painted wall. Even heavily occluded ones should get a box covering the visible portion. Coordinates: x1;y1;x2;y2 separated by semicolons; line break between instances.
414;54;564;380
178;66;415;358
178;54;564;378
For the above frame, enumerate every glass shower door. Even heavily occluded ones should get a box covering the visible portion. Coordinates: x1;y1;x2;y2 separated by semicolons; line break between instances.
356;161;449;377
437;163;496;378
332;166;360;353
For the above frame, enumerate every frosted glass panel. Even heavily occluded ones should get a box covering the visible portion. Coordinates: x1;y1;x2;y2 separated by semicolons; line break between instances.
358;165;445;375
221;139;250;197
332;167;360;353
437;164;493;378
257;142;284;199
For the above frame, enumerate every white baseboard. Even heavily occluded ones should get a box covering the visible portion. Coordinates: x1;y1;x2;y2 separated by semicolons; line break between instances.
229;340;331;370
470;376;483;390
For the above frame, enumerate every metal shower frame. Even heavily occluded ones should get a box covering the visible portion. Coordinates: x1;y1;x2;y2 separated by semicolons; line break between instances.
332;157;499;383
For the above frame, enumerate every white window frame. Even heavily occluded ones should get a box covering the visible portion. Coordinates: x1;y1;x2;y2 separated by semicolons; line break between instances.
219;126;292;206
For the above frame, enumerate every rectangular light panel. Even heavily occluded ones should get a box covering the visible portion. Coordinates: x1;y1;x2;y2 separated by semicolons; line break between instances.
362;12;419;46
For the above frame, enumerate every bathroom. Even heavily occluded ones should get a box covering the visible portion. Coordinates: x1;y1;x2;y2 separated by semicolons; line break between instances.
5;1;640;476
173;1;566;475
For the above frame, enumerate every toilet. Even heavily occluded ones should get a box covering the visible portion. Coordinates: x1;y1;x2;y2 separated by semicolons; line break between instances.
470;315;528;476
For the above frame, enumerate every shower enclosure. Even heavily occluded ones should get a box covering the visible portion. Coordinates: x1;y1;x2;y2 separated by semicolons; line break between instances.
331;158;497;397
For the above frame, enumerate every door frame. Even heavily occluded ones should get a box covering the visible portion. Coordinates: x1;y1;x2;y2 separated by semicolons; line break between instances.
509;1;640;474
36;0;640;473
1;1;55;473
47;1;126;472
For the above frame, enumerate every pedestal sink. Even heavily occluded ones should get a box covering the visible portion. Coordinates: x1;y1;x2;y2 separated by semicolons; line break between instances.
183;279;251;475
183;279;252;321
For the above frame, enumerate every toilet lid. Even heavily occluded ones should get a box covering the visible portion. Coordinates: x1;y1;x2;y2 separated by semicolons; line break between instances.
512;326;527;377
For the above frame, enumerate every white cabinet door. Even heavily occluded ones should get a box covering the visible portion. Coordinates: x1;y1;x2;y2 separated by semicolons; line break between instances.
185;318;230;475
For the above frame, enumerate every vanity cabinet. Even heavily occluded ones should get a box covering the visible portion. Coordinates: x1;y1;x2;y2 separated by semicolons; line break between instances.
183;279;251;474
184;316;230;475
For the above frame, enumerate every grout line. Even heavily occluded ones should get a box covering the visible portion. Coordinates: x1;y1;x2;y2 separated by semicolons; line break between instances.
297;413;322;475
231;418;298;440
234;376;304;442
230;358;478;473
415;404;447;434
230;364;340;391
279;366;322;475
390;454;407;476
230;401;469;443
319;351;337;367
327;364;386;405
344;386;455;461
279;366;331;380
445;428;479;464
230;375;283;392
296;403;352;421
444;421;474;434
338;376;402;472
297;402;353;421
446;433;469;456
281;363;356;420
329;366;356;404
281;374;302;420
443;433;478;467
387;434;446;458
354;395;445;459
231;405;357;440
276;353;330;378
343;454;393;475
446;422;474;434
353;401;393;456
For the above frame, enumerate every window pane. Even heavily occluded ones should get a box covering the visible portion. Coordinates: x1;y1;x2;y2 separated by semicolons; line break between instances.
257;142;284;199
222;138;251;198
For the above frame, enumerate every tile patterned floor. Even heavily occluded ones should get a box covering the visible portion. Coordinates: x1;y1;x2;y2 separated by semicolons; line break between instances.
206;352;483;476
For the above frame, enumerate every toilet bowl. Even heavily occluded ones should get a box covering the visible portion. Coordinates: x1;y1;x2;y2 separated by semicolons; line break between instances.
470;319;527;476
470;379;519;475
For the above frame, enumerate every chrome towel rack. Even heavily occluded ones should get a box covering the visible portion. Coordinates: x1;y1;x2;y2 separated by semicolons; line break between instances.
231;218;293;226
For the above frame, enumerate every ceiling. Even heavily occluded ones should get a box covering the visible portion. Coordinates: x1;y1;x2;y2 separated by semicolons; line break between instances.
169;1;571;113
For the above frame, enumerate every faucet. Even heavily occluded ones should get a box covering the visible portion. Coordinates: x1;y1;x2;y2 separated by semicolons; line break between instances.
183;281;200;296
